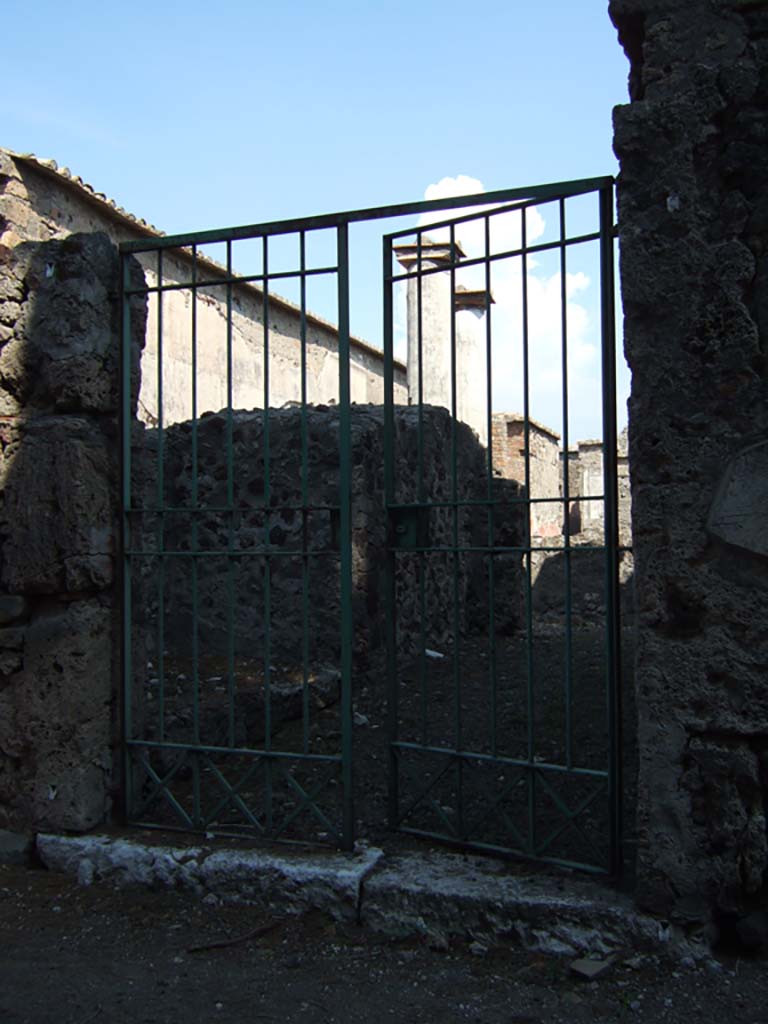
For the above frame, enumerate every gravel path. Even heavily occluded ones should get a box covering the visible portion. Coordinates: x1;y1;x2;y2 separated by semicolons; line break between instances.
1;864;766;1024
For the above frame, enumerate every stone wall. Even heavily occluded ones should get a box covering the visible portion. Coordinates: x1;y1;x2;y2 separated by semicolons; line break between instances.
492;414;633;548
566;429;631;547
132;405;525;689
611;0;768;934
0;232;145;833
617;429;632;547
572;441;605;536
0;149;408;426
492;414;563;539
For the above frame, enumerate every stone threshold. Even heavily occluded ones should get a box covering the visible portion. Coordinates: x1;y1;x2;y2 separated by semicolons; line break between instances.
34;832;708;961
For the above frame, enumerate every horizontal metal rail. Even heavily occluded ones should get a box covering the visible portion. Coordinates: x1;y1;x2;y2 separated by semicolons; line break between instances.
126;494;608;514
120;176;613;254
390;741;609;778
124;263;339;297
127;738;343;762
386;231;603;285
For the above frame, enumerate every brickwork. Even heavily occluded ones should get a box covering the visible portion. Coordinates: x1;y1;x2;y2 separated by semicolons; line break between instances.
491;413;562;539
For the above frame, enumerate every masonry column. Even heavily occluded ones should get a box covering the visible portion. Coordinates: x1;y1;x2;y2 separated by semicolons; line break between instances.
395;238;492;446
394;237;464;416
611;0;768;940
454;286;492;447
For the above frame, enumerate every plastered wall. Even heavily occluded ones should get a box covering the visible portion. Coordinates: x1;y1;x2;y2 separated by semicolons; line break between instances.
0;149;407;426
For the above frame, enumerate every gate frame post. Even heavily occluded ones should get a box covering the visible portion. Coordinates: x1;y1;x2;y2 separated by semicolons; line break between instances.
337;223;355;851
599;181;623;879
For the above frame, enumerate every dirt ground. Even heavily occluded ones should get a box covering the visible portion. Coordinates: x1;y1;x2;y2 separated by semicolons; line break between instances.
135;624;636;874
2;862;767;1024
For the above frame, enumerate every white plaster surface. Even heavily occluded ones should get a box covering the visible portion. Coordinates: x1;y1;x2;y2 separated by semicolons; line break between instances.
708;441;768;557
0;150;408;429
455;306;488;447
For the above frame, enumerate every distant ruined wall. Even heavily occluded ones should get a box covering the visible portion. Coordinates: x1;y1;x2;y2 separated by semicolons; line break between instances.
491;415;563;540
0;232;145;833
617;432;631;547
134;405;525;682
566;434;631;549
611;0;768;932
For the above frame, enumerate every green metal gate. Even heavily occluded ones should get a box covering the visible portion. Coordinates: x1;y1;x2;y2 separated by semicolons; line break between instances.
120;221;356;847
382;180;622;874
119;177;621;873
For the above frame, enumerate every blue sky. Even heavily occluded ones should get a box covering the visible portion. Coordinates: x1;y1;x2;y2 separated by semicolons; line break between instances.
2;1;630;438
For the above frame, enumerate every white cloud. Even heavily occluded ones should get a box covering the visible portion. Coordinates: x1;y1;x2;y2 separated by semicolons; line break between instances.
395;174;610;441
418;175;545;273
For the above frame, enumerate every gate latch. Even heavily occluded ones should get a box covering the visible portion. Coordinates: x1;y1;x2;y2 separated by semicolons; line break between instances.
389;505;430;551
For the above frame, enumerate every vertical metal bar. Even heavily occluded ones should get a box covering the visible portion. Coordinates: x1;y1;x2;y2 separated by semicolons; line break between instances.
262;235;273;834
416;233;425;499
600;183;623;877
191;247;201;826
300;231;311;756
521;208;536;855
384;234;399;831
226;242;236;751
484;214;497;757
120;253;134;821
337;222;354;850
416;233;428;746
559;198;574;772
449;223;463;838
156;251;166;745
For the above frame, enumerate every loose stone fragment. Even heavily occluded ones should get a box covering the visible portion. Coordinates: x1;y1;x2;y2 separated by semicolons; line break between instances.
569;956;614;980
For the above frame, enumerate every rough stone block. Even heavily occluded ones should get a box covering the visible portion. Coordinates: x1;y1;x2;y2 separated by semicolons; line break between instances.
0;392;20;416
9;233;117;412
0;300;21;326
0;272;23;303
570;956;615;980
0;232;145;416
0;416;115;595
682;738;767;902
0;599;114;832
